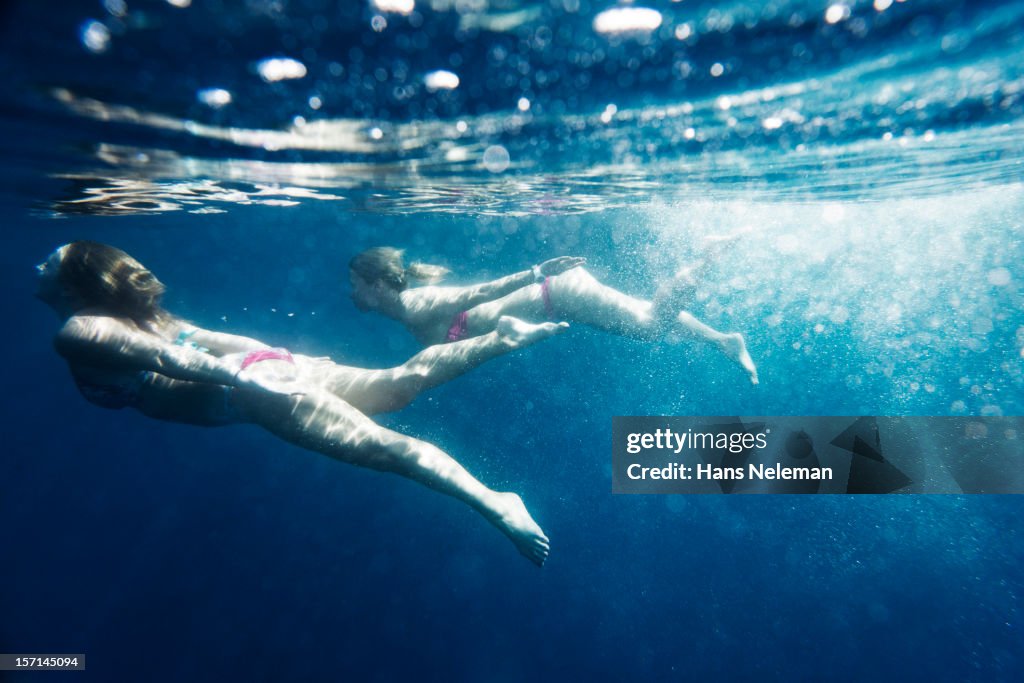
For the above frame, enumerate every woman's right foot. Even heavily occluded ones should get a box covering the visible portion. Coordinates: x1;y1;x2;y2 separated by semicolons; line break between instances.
489;491;550;566
496;315;568;349
720;332;759;385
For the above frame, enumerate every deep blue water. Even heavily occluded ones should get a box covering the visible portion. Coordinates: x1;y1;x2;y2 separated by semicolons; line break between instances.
2;1;1023;681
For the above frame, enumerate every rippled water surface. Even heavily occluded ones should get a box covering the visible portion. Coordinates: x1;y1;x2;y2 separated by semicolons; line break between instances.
2;0;1023;214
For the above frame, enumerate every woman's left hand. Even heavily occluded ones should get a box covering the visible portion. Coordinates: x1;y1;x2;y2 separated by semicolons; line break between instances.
538;256;586;278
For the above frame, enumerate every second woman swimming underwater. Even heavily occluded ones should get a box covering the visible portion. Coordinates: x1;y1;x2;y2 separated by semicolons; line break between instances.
348;244;758;384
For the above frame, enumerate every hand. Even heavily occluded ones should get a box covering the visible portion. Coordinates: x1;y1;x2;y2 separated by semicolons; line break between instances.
537;256;586;278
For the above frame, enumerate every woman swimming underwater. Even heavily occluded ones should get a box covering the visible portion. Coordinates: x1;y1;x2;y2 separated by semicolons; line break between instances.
348;242;758;384
37;241;558;565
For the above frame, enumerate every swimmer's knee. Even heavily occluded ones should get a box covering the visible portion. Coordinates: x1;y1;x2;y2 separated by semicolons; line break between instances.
387;365;429;407
395;363;430;386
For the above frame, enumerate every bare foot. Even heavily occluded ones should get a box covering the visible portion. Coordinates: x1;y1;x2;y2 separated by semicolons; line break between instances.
720;332;759;385
488;492;550;566
497;315;568;350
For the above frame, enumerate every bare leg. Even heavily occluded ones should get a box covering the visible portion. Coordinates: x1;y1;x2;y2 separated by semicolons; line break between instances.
653;226;752;318
663;230;759;384
469;268;659;337
234;387;550;565
468;268;759;383
315;316;568;415
676;313;759;385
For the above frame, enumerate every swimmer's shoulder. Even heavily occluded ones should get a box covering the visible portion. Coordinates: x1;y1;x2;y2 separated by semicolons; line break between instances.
401;284;467;315
54;311;140;358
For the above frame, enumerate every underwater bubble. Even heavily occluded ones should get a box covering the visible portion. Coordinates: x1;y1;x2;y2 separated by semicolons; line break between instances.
424;70;459;91
874;0;893;11
445;147;468;162
593;7;663;35
166;0;192;7
987;267;1011;286
256;57;307;82
80;20;111;54
482;145;511;173
373;0;414;15
825;4;851;25
197;88;232;108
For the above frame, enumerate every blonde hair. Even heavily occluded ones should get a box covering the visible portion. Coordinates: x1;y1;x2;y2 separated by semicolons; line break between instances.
349;247;449;290
58;241;171;330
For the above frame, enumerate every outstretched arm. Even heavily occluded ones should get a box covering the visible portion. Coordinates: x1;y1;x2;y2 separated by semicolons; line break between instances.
172;325;270;356
403;256;585;319
55;315;279;392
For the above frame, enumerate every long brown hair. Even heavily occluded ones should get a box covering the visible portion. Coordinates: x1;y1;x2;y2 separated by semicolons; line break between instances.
58;241;171;330
348;247;449;291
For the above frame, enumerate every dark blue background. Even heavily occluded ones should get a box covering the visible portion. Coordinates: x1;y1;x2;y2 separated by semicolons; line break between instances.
2;205;1022;682
1;0;1023;680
